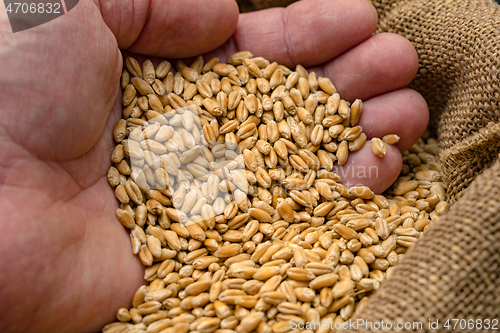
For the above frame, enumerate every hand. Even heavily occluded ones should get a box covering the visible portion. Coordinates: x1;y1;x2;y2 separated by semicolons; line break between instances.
0;0;427;332
219;1;428;192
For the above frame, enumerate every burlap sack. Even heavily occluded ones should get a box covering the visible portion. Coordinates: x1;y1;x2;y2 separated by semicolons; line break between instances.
239;0;500;331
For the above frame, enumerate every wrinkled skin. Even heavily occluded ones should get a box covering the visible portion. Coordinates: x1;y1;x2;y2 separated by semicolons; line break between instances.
0;0;428;332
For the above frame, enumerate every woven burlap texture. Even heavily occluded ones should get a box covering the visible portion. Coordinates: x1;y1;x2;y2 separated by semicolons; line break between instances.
240;0;500;331
341;1;500;331
372;0;500;204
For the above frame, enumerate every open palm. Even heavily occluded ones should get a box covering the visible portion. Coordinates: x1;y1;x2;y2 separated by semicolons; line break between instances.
0;0;427;332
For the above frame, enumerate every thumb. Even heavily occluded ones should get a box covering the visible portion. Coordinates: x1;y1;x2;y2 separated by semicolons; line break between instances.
0;0;121;161
98;0;240;58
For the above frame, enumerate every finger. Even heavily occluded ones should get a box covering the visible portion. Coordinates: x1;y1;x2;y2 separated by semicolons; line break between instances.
209;0;377;67
359;88;429;152
99;0;239;58
334;142;402;194
316;33;419;102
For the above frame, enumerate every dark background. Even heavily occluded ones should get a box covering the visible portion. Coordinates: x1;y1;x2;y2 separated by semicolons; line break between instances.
237;0;500;12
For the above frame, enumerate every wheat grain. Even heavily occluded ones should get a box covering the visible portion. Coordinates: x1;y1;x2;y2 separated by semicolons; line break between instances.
103;54;447;333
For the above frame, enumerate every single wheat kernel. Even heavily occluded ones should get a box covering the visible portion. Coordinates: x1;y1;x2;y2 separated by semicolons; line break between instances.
382;133;400;145
371;138;387;157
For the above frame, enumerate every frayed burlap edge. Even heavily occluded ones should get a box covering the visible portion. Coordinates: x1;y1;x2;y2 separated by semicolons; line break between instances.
441;123;500;204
